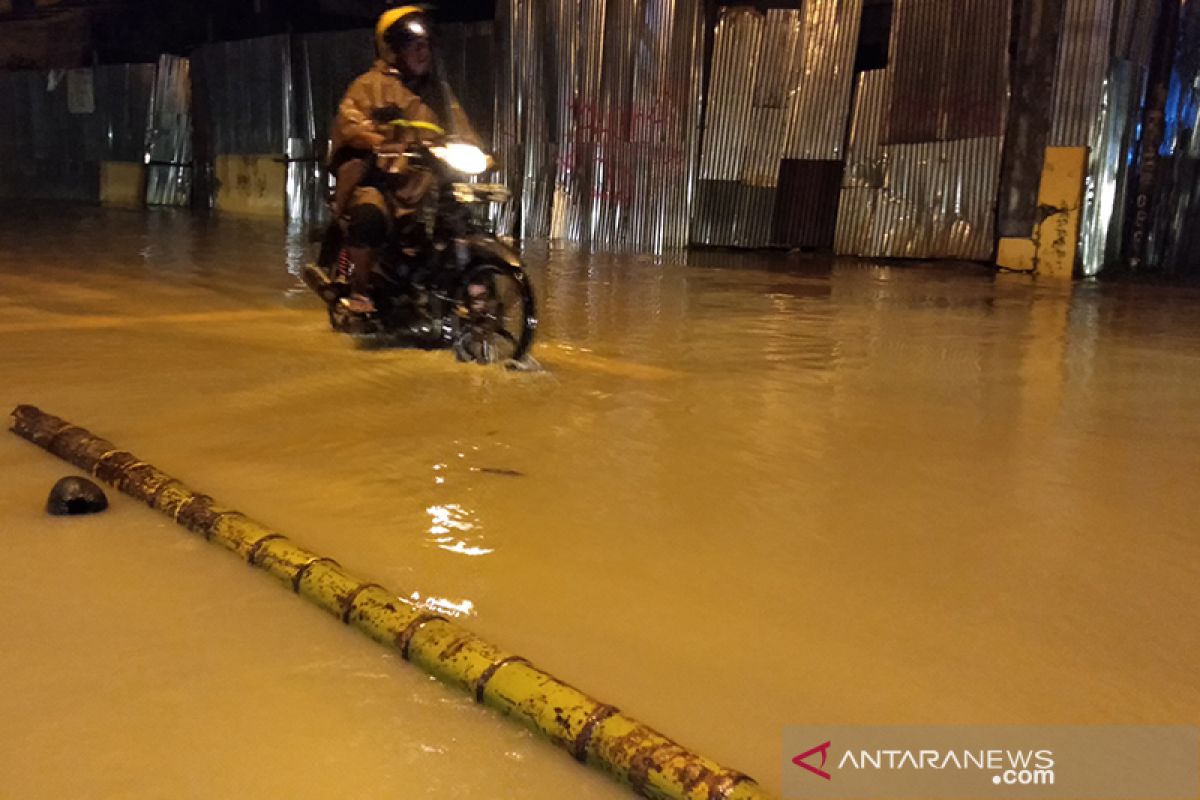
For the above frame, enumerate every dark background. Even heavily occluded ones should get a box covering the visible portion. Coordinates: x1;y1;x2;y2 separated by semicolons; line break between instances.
1;0;892;71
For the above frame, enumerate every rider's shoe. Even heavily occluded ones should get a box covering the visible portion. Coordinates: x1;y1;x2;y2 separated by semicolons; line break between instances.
302;264;339;303
341;293;377;315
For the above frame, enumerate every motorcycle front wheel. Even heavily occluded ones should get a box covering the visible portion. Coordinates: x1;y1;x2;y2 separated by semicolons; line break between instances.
454;261;537;364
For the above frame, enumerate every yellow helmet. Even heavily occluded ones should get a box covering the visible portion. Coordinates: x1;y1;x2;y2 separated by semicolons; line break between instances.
376;6;432;66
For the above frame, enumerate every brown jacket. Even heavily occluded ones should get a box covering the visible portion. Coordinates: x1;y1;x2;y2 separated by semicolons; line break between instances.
331;60;480;159
331;61;480;209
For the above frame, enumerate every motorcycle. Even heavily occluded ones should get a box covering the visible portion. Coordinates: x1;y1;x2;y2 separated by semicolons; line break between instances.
302;117;537;365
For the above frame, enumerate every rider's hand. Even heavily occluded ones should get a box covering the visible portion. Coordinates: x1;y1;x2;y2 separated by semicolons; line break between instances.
350;130;386;150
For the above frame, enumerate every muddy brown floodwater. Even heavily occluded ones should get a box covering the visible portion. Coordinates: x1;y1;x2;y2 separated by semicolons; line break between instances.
1;204;1197;798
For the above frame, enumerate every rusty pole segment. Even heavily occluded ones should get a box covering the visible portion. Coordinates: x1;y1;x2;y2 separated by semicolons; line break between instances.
10;405;774;800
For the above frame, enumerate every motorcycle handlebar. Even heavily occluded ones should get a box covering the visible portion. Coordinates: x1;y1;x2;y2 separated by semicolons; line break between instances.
382;118;446;137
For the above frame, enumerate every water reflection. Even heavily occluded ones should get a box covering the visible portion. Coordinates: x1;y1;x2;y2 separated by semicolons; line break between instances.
407;590;476;618
426;504;492;556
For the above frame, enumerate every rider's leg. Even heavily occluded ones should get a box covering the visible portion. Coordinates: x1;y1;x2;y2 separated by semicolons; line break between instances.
343;187;390;313
333;158;370;218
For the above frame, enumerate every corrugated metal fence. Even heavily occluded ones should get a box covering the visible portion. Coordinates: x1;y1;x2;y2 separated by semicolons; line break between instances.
5;2;1197;273
0;64;152;202
693;2;863;248
991;0;1179;275
1148;0;1200;274
0;26;490;219
1049;0;1126;276
145;56;193;207
835;0;1011;261
0;58;189;206
495;0;705;251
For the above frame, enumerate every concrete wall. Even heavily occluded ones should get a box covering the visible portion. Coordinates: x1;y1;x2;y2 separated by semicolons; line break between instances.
213;155;286;218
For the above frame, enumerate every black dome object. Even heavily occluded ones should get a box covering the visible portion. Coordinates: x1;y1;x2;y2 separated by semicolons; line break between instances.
46;476;109;516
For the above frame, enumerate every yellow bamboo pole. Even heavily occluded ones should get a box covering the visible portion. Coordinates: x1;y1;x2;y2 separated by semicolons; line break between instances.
10;405;774;800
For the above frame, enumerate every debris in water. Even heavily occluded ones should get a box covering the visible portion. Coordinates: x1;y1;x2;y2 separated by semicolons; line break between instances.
46;476;109;516
470;467;525;478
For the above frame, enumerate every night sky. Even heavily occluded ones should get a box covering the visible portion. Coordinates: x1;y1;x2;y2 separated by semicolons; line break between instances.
7;0;891;76
91;0;497;63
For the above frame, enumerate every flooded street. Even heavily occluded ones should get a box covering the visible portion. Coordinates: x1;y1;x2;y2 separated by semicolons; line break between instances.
1;204;1198;798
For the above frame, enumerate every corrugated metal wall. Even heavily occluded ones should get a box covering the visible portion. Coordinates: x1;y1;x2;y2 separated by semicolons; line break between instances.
1044;0;1120;275
145;55;193;207
835;0;1011;261
1028;0;1169;275
996;0;1065;241
693;2;862;248
990;0;1164;275
786;0;864;159
1101;60;1148;272
493;0;545;241
693;7;776;247
285;30;375;227
1148;0;1200;274
438;23;496;152
1048;0;1115;147
885;0;1009;144
496;0;705;251
0;64;156;202
189;36;291;215
192;36;291;157
1080;59;1140;272
0;28;490;216
6;3;1196;274
943;0;1197;275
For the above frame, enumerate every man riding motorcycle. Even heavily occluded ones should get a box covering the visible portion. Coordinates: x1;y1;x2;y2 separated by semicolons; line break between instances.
329;6;479;314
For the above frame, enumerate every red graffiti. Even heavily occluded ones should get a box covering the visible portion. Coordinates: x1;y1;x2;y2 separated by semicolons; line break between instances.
552;86;691;206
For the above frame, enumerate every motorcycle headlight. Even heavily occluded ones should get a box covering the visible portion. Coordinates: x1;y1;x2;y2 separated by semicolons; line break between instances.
431;143;489;176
